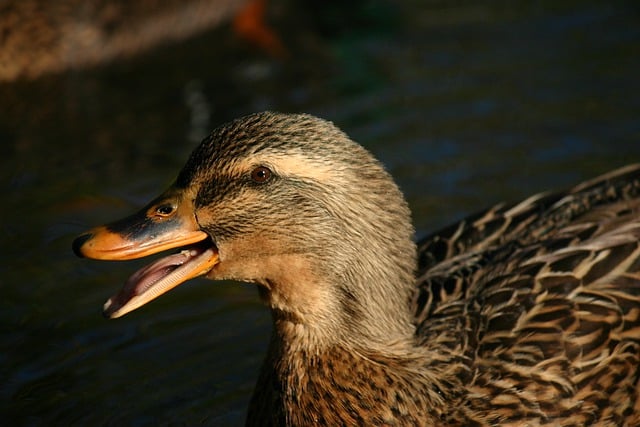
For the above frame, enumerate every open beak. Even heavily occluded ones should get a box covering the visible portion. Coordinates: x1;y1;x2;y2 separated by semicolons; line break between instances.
72;190;219;319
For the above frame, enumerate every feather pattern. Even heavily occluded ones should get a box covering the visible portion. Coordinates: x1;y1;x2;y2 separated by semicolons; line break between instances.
412;164;640;425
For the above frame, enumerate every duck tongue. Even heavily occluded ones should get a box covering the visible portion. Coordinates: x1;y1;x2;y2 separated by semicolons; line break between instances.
103;244;218;318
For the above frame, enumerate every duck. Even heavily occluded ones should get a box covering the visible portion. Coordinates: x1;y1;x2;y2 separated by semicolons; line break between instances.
73;111;640;426
0;0;283;82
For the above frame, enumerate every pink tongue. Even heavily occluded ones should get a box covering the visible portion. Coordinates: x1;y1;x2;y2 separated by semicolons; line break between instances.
110;251;193;308
104;243;218;319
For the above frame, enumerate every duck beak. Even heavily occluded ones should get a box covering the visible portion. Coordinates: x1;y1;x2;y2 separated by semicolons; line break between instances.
72;191;219;319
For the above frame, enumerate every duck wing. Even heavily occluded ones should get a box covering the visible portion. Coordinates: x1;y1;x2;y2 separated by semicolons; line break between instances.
413;163;640;323
412;164;640;424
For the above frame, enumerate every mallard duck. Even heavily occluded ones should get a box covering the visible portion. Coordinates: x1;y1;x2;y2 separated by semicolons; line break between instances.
1;0;282;81
73;112;640;425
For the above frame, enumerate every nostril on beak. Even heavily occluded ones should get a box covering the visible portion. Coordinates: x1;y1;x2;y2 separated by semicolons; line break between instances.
72;233;93;258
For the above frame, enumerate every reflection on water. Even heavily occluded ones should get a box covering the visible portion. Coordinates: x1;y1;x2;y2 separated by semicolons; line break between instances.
3;1;640;425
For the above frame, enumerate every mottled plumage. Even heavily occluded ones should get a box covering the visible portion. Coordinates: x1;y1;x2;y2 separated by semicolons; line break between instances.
74;112;640;426
412;165;640;425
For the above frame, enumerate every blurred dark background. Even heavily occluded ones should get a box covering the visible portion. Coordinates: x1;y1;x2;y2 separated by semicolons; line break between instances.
2;0;639;424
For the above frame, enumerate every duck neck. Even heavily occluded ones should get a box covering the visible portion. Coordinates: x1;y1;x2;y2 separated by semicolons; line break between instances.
264;234;419;355
248;319;452;426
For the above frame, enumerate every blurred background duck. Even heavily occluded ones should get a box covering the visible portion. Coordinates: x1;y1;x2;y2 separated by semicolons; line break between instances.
73;112;640;425
0;0;284;82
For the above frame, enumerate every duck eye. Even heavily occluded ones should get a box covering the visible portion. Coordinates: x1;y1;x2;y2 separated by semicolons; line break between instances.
251;166;272;183
155;204;175;216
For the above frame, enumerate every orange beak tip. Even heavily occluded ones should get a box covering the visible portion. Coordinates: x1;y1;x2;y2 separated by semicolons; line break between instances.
72;232;93;258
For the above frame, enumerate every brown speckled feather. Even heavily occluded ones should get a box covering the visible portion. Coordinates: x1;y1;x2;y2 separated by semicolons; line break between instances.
412;164;640;425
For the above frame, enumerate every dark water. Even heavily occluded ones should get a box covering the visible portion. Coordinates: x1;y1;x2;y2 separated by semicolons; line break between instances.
2;1;640;425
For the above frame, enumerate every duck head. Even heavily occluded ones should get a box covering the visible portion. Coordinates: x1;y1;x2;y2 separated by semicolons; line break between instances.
73;112;417;346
